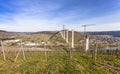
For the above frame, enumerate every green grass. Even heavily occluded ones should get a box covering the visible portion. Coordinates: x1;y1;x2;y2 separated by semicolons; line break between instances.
0;51;119;74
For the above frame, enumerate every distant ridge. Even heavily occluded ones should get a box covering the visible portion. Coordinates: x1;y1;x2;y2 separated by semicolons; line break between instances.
33;31;57;34
0;30;23;39
30;30;120;38
87;31;120;37
1;30;120;39
0;30;7;32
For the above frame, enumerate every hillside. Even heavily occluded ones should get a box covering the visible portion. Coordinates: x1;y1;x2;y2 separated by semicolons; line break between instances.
33;31;57;34
0;30;22;40
17;31;84;45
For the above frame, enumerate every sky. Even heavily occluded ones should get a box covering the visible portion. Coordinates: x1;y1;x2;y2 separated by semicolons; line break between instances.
0;0;120;32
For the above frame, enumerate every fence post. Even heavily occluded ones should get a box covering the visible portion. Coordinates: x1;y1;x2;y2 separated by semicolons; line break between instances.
94;40;98;61
0;40;6;61
44;43;47;61
15;39;26;62
21;40;26;60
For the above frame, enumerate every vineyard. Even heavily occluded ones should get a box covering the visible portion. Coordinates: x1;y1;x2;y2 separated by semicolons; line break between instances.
0;0;120;73
0;32;120;74
0;49;120;74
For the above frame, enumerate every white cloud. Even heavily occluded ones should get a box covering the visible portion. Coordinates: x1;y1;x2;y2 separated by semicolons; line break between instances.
87;22;120;31
0;10;120;32
0;0;120;32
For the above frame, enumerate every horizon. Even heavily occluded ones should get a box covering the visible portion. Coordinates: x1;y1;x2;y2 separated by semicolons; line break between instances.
0;0;120;32
0;29;120;33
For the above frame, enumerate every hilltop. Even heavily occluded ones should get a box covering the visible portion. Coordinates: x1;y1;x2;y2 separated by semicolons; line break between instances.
0;30;23;40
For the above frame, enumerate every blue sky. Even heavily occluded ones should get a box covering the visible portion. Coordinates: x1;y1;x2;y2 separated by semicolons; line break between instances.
0;0;120;32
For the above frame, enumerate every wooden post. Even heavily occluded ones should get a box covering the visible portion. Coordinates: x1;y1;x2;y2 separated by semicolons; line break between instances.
106;43;109;54
94;40;98;60
68;42;72;61
44;43;47;61
15;48;20;62
116;42;119;58
116;49;118;58
15;39;26;62
118;42;119;54
0;40;6;61
21;40;26;60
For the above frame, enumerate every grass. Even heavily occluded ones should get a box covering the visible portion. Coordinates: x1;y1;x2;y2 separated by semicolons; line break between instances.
17;34;51;42
0;51;119;74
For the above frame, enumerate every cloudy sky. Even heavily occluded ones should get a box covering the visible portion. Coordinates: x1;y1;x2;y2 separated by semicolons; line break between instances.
0;0;120;32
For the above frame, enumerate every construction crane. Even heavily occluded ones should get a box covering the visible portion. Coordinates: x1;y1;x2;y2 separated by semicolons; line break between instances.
82;24;95;51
